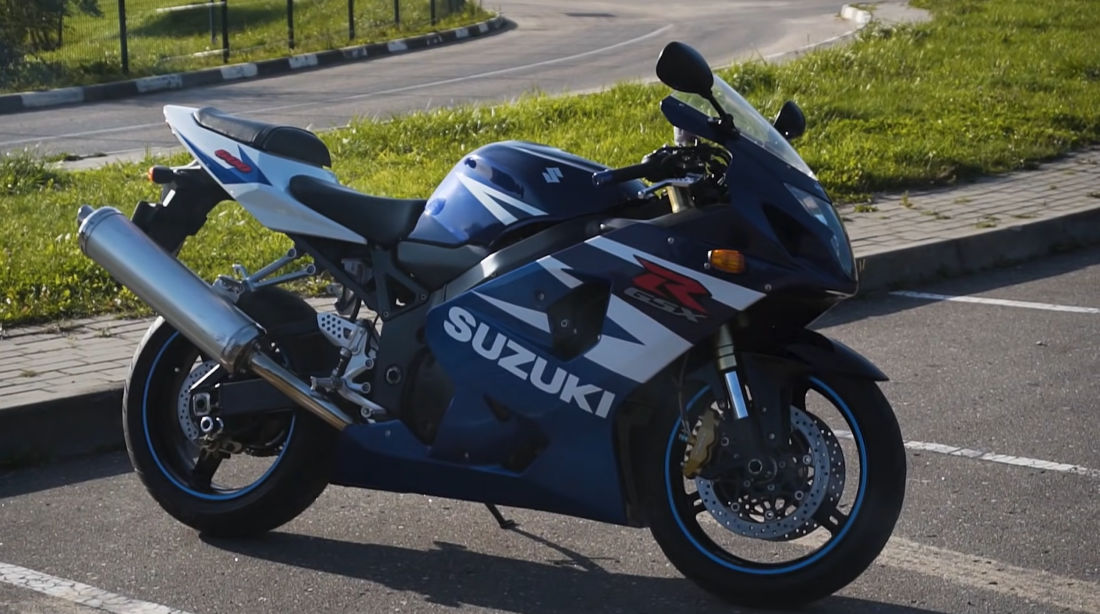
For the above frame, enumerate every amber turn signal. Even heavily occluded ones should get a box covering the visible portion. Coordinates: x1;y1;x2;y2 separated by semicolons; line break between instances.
147;166;174;185
708;249;745;274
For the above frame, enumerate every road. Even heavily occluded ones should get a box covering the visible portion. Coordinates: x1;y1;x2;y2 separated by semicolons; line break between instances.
3;246;1100;614
0;0;857;161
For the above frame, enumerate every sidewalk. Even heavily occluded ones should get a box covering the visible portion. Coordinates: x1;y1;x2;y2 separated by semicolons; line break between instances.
1;146;1098;463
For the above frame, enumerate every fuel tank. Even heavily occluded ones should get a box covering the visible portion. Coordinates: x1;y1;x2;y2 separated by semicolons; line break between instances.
406;140;647;248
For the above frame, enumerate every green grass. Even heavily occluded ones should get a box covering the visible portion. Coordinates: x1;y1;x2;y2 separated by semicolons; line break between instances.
3;0;489;93
2;0;1100;325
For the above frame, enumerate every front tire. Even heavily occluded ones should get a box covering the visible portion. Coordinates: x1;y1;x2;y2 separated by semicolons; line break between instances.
122;287;341;538
638;372;906;609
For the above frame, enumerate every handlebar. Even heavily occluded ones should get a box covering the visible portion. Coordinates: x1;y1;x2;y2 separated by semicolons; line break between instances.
592;144;729;190
592;159;662;187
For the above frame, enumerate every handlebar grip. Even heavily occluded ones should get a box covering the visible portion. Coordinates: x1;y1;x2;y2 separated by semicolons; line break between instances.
592;161;657;186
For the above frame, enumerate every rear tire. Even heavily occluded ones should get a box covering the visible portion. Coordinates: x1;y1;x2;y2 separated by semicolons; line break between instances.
637;372;906;609
122;287;341;538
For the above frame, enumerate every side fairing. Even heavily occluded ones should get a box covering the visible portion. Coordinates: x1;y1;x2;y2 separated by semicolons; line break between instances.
408;141;646;247
418;220;767;522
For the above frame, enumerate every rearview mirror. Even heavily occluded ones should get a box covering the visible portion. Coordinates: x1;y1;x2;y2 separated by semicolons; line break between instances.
773;100;806;141
656;42;714;97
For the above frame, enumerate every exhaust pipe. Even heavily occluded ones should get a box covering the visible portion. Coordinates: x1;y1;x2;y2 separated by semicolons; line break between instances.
76;205;354;431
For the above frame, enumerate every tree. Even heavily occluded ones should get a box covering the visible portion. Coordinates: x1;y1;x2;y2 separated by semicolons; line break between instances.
0;0;102;56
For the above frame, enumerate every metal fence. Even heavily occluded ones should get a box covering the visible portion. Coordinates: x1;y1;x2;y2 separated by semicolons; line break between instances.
1;0;471;91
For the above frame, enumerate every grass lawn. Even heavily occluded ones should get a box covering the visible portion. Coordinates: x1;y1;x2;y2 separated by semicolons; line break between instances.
2;0;1099;326
3;0;488;93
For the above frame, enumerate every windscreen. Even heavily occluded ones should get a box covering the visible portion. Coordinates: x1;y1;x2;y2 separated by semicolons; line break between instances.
671;75;816;179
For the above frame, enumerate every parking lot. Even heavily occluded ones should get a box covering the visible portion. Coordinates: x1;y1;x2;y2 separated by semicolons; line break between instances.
2;246;1099;614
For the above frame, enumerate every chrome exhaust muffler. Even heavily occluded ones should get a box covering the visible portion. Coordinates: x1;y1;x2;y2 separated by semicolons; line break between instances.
76;205;354;431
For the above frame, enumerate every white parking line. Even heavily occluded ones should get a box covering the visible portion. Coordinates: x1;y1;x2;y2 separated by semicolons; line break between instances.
697;514;1100;613
0;563;193;614
834;430;1100;478
891;290;1100;314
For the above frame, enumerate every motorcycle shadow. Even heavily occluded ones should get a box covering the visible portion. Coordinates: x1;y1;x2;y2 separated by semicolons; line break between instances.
202;529;951;614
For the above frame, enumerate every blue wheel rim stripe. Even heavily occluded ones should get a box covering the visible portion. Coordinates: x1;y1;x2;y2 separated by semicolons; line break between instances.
142;331;295;501
663;377;868;574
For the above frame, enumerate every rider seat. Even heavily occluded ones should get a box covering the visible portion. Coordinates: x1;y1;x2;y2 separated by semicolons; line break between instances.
193;107;332;168
288;175;428;248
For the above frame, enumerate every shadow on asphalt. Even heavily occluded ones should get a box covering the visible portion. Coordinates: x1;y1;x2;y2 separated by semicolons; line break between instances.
203;530;950;614
0;451;131;500
819;244;1100;329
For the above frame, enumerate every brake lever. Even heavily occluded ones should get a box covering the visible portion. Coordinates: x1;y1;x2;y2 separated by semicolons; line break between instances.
637;174;704;199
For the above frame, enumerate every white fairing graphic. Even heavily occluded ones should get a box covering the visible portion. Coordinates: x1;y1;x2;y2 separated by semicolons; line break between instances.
456;173;546;225
162;105;369;244
527;249;768;383
532;255;689;384
582;294;694;384
586;236;767;310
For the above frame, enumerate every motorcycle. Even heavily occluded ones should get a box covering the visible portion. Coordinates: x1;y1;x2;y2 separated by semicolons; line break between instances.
75;41;906;609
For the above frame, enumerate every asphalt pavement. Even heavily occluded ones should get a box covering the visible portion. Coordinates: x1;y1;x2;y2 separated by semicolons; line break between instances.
2;246;1100;614
0;0;856;160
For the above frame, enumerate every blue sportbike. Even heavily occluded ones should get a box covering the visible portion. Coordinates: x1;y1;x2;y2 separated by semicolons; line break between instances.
76;41;906;609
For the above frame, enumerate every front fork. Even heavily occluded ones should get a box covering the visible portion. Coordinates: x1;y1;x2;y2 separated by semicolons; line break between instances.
713;323;751;421
682;322;796;480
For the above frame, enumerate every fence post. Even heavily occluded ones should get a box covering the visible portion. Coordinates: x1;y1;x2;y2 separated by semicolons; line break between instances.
430;0;436;25
394;0;400;26
348;0;355;40
118;0;129;74
222;0;230;63
209;0;216;45
287;0;295;49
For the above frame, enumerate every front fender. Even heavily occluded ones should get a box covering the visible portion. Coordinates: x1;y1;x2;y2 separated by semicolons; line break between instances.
783;329;889;382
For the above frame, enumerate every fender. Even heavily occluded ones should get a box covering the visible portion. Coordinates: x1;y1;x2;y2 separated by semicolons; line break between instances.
783;329;889;382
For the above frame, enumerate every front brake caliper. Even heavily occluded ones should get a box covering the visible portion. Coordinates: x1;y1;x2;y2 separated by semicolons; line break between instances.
682;409;720;479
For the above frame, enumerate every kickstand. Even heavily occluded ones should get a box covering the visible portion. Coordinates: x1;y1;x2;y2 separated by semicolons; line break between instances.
485;503;517;530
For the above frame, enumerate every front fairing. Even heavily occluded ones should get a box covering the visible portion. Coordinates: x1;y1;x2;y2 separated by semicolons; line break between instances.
659;93;857;295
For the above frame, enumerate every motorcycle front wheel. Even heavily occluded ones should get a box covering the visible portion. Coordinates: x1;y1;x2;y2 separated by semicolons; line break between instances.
638;371;907;609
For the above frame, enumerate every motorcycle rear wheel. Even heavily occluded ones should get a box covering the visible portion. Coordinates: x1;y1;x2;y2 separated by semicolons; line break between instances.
122;287;341;538
638;372;907;609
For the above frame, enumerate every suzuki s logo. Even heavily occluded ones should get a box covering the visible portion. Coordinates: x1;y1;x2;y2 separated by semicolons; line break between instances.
627;258;710;321
443;306;615;418
542;167;564;183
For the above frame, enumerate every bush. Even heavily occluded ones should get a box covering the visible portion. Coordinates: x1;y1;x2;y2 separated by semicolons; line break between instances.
0;0;102;87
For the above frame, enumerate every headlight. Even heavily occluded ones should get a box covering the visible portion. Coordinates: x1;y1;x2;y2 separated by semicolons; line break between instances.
785;183;854;277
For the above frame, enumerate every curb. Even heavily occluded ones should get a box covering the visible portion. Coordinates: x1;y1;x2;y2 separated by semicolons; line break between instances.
840;4;874;26
0;15;507;117
0;386;124;469
5;200;1100;468
854;202;1100;294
